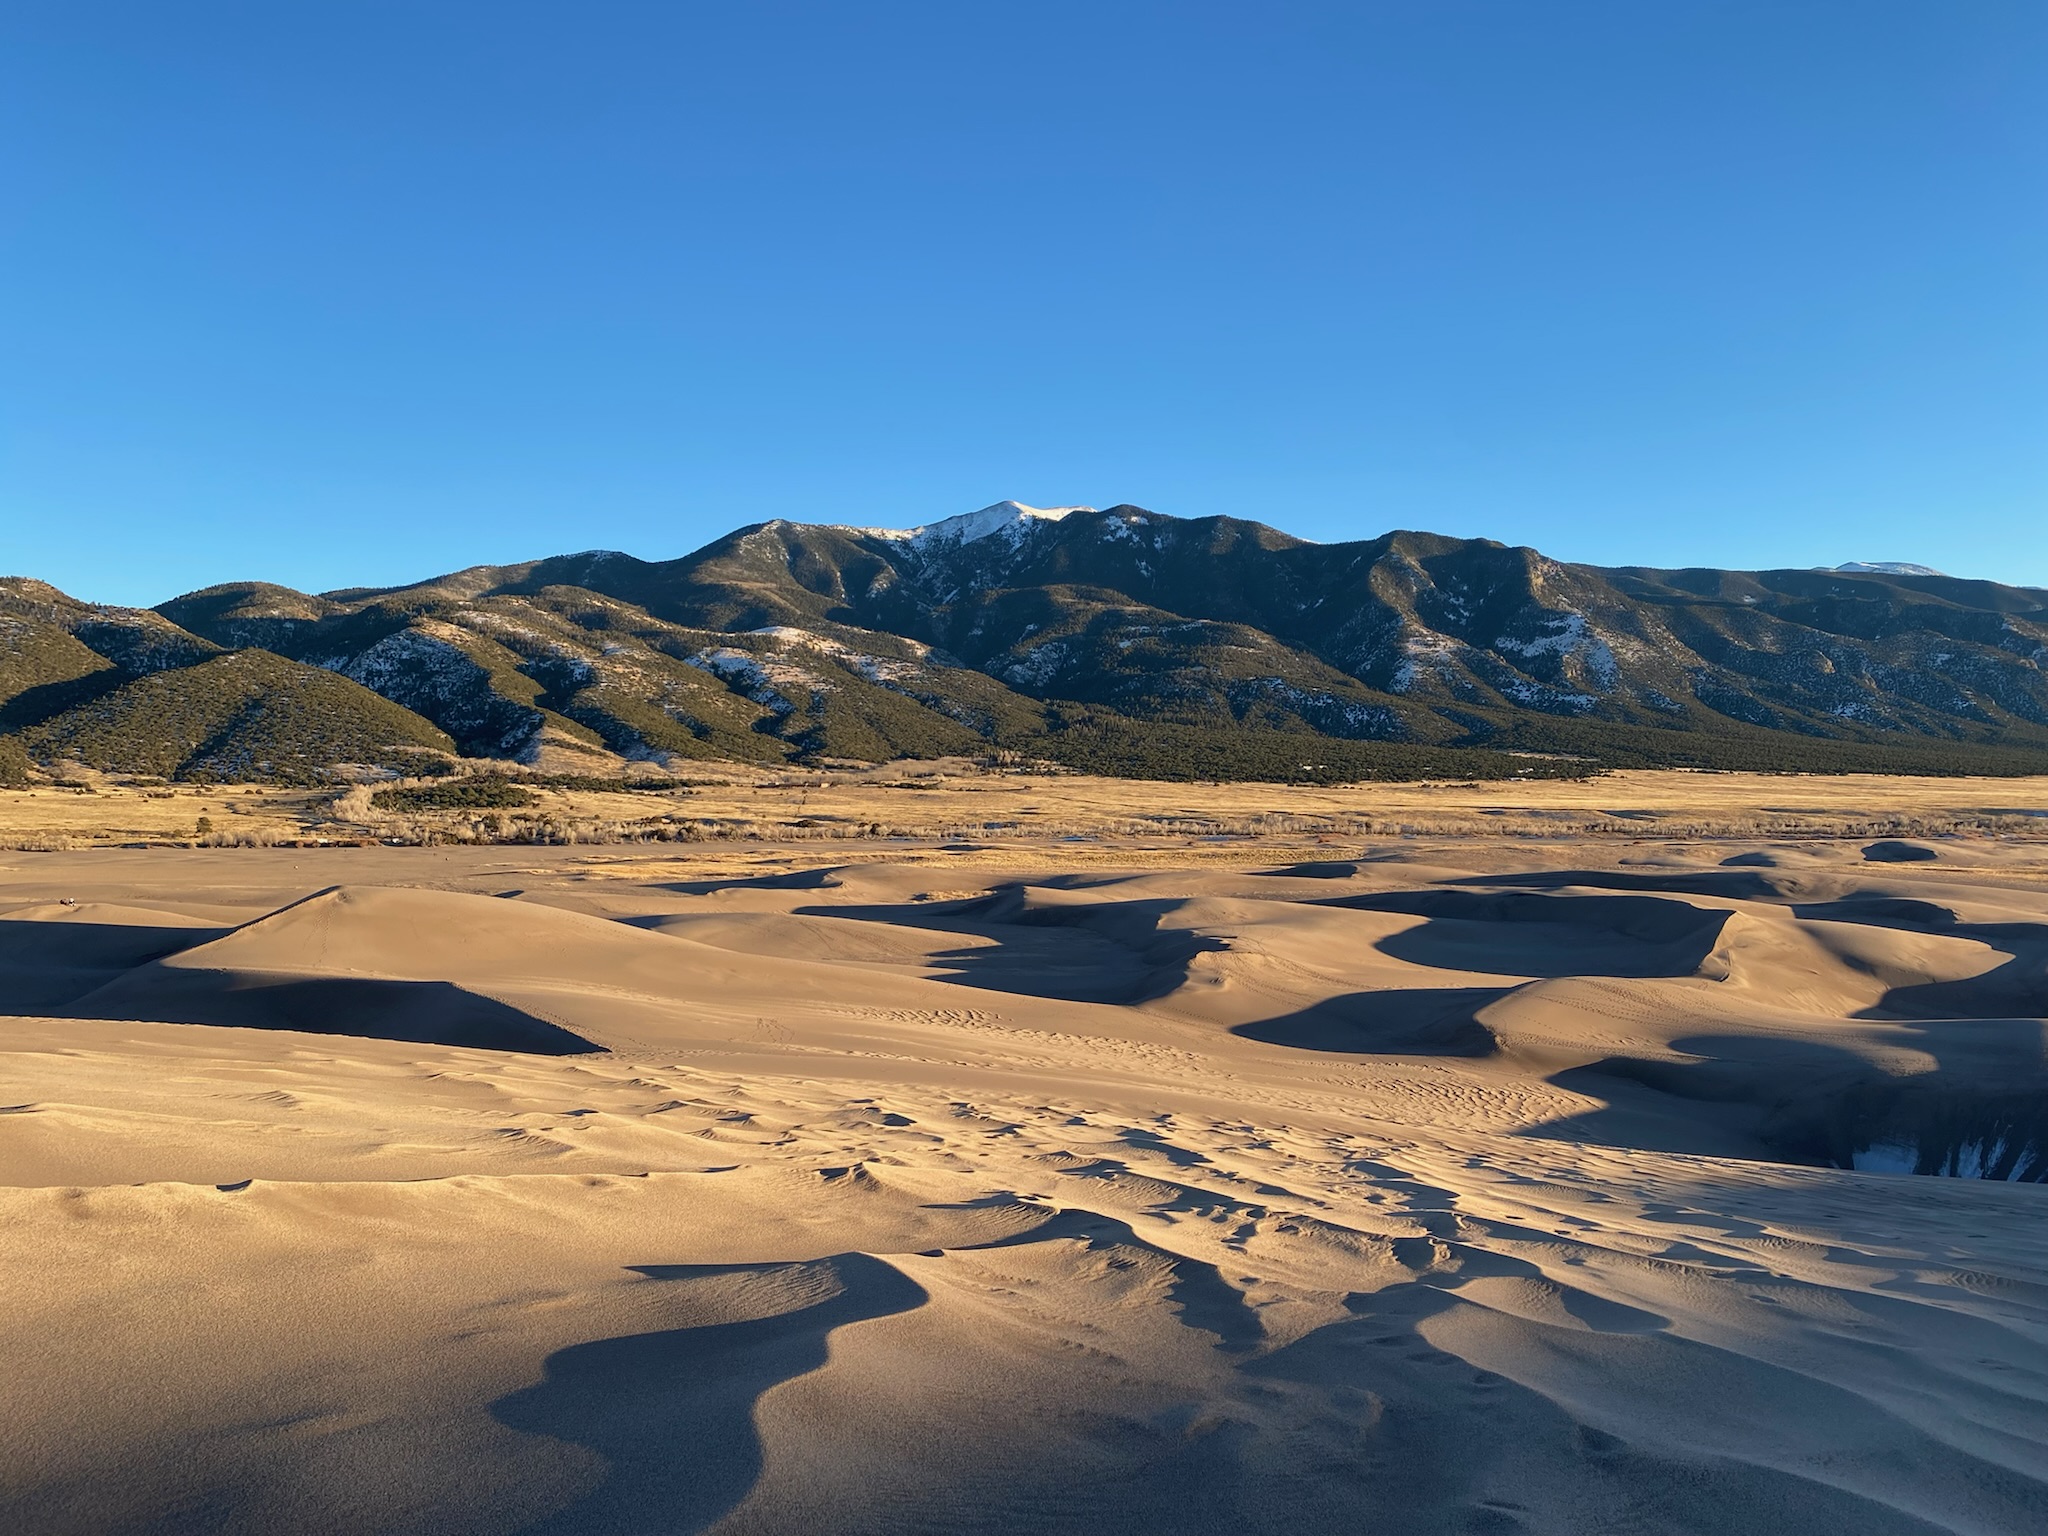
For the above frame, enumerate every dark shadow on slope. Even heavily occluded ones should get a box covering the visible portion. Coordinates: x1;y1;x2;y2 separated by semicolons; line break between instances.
1309;890;1733;979
1243;1272;1991;1536
1535;1034;1879;1161
485;1206;2007;1533
955;1204;1266;1352
1116;1126;1213;1167
1871;926;2048;1023
1864;839;1941;863
1784;1080;2048;1180
1873;954;2048;1022
0;919;229;1013
655;866;850;897
0;667;130;735
1256;859;1370;879
491;1253;925;1535
1776;898;2048;1020
1441;868;1791;901
1231;987;1510;1057
1787;897;1962;932
799;888;1229;1005
1531;1026;2048;1180
63;969;600;1054
912;935;1205;1004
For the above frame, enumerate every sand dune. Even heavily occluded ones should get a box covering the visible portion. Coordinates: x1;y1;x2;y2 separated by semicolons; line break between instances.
2;825;2046;1533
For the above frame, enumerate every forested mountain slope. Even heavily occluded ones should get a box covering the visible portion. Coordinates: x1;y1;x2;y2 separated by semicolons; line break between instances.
6;503;2045;782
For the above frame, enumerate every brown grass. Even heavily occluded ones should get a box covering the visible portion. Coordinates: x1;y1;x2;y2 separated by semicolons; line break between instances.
0;762;2041;854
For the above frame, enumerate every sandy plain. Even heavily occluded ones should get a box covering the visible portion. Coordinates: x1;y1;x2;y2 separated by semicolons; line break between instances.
3;770;2048;1534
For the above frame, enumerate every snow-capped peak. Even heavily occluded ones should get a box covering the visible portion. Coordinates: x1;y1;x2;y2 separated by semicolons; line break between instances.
1829;561;1945;577
836;501;1096;547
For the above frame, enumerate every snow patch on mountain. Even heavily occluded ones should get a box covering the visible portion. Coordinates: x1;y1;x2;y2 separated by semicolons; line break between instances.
1829;562;1946;577
838;501;1096;549
1000;639;1072;689
744;625;929;685
333;624;545;756
1391;633;1466;692
1494;612;1622;689
1495;676;1598;712
684;648;805;713
685;625;953;714
1230;678;1401;738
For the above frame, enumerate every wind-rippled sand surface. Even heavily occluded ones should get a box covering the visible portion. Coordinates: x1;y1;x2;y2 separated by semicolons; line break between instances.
3;831;2047;1534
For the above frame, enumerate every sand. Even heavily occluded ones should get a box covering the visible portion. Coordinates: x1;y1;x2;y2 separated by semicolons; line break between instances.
3;802;2047;1533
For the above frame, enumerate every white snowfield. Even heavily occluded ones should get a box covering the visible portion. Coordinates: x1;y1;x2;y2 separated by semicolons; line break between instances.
1828;561;1946;576
835;500;1096;550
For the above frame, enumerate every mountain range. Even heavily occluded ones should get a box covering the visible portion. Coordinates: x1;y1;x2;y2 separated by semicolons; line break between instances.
5;501;2047;785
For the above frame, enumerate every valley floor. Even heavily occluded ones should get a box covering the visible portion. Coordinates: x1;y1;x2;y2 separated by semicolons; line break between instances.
2;801;2047;1533
3;763;2047;852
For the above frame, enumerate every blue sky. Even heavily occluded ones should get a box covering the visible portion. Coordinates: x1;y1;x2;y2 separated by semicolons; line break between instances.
3;2;2043;604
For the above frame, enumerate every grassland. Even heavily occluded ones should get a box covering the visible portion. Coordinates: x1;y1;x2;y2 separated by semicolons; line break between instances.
3;762;2042;867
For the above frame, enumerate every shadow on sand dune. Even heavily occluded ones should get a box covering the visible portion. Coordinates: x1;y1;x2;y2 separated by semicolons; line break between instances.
801;889;1229;1005
1538;1025;2048;1180
63;970;601;1055
1247;1262;2023;1535
1423;888;2048;1175
1230;986;1511;1057
491;1253;925;1534
491;1212;2003;1535
655;867;851;897
0;898;604;1054
1308;891;1733;979
1438;868;1793;901
0;918;230;1013
1823;905;2048;1021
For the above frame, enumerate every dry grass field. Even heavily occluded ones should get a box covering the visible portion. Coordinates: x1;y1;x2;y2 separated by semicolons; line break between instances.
4;764;2045;862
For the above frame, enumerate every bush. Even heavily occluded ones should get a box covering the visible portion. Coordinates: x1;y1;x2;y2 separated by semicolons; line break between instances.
523;774;691;793
371;774;538;812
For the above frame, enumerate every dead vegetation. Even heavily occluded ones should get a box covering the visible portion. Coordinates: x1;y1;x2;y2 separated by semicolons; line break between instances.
0;762;2042;853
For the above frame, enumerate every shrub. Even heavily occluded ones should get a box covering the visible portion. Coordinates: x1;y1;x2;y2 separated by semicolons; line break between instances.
371;774;538;812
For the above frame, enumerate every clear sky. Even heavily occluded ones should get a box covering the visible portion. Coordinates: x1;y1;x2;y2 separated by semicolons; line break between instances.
3;2;2044;605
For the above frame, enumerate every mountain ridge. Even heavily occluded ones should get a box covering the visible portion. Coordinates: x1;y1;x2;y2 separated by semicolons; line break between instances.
7;503;2047;783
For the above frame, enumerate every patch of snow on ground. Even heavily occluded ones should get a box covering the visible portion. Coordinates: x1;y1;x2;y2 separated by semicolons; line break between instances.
1001;640;1070;689
338;626;476;690
1852;1136;2031;1178
1237;678;1398;736
1496;676;1597;710
742;626;929;684
684;648;811;712
1495;612;1589;660
1391;633;1464;692
1494;611;1621;690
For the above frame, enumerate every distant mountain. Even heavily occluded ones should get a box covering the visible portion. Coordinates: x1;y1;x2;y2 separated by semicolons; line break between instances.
0;578;452;782
21;650;455;781
6;503;2047;783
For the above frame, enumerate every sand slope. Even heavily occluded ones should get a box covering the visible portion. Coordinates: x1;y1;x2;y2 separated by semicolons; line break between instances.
1;834;2046;1533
